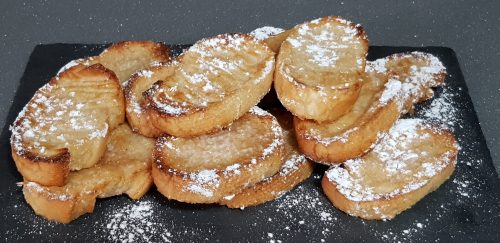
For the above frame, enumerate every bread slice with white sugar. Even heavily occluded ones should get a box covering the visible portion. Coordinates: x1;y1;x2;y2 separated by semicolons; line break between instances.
274;16;369;122
11;64;125;186
295;52;446;164
23;124;154;224
58;41;172;83
152;107;285;204
220;109;314;208
124;62;174;137
140;34;275;137
322;119;458;220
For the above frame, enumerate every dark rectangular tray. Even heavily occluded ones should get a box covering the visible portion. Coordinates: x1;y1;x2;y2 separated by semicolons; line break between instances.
1;44;499;242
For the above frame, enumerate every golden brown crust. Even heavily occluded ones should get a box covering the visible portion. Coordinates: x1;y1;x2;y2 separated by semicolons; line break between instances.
152;109;285;203
11;64;125;186
294;52;447;164
275;16;369;122
12;149;70;186
23;124;154;224
141;34;275;138
322;120;458;220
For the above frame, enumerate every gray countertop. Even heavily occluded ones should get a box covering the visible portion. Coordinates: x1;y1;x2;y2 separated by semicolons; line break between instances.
1;0;498;176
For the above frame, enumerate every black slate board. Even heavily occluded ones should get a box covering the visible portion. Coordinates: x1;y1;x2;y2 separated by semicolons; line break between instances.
1;44;499;242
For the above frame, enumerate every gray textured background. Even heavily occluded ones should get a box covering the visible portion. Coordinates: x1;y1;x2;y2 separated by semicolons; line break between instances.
0;0;498;175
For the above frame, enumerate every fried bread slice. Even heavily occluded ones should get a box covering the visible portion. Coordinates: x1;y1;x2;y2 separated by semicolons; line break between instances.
220;109;314;208
142;33;275;137
249;26;292;53
58;41;172;83
124;62;174;137
23;124;155;224
295;52;446;163
274;16;369;122
322;119;458;220
152;107;285;204
11;64;125;186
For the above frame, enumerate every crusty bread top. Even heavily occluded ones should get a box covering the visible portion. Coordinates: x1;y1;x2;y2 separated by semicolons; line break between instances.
325;119;458;202
155;106;284;172
280;16;368;87
58;41;171;83
143;34;274;117
11;64;124;170
302;52;446;145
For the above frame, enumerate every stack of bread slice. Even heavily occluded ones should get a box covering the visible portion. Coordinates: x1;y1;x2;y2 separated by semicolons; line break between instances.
127;33;314;206
273;16;458;219
10;41;171;223
10;16;459;223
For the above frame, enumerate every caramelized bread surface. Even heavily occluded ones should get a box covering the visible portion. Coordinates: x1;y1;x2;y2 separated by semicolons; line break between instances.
275;16;369;122
322;119;458;220
140;34;275;137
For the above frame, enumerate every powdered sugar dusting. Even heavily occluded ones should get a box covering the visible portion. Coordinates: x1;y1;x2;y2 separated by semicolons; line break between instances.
23;182;71;201
185;169;220;197
378;78;402;107
419;86;458;130
137;69;154;78
249;106;271;117
261;118;285;158
366;58;387;73
307;127;359;145
279;154;307;176
366;52;447;113
286;17;365;69
146;34;273;116
56;59;84;75
326;119;456;202
10;79;115;165
250;26;285;40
